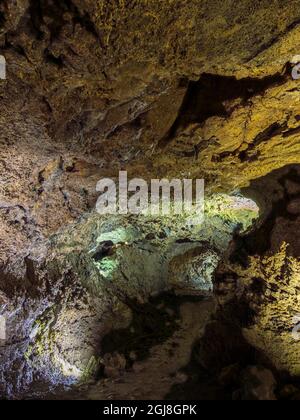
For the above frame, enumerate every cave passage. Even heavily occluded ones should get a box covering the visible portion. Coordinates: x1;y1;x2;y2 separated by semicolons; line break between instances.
2;0;300;403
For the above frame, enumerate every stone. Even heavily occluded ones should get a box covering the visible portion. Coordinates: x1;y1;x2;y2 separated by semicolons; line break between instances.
169;249;219;295
238;366;277;401
103;353;127;379
174;371;188;384
279;384;299;400
132;362;145;374
218;364;241;387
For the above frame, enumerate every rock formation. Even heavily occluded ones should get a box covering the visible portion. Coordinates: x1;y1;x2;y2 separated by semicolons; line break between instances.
1;0;300;400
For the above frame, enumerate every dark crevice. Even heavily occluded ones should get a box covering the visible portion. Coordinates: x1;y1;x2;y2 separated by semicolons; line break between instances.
44;49;64;67
230;167;300;260
27;0;99;43
100;293;203;367
1;40;29;60
0;10;6;28
167;307;266;400
11;44;27;58
175;136;220;160
238;122;288;162
214;119;297;164
252;122;286;148
92;241;115;262
72;11;99;40
282;125;300;138
245;18;300;62
28;0;44;40
159;72;286;149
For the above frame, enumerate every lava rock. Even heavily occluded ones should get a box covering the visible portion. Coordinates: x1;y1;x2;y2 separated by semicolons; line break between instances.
103;352;127;379
236;366;277;401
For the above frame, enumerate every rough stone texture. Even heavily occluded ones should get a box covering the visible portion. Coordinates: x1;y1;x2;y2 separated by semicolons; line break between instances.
202;166;300;386
1;0;300;399
169;249;219;294
216;244;300;377
157;78;300;192
236;366;277;401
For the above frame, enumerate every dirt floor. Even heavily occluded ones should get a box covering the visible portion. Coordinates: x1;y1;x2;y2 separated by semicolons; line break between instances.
46;298;215;401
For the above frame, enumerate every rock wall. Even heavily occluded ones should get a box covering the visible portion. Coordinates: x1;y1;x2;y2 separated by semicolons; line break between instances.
1;0;300;399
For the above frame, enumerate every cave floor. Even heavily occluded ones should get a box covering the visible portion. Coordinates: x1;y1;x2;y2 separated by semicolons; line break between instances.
46;298;215;401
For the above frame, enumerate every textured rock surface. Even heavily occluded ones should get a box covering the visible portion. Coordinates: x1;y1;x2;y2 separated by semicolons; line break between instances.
211;166;300;380
1;0;300;400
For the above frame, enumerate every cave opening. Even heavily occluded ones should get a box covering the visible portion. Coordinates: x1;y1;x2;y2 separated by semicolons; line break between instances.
15;192;259;400
231;165;300;259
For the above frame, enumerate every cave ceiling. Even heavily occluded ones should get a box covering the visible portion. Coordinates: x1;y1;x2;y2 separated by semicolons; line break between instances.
1;1;300;239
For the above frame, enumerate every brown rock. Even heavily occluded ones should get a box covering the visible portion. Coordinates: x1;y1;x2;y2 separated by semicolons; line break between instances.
239;366;277;401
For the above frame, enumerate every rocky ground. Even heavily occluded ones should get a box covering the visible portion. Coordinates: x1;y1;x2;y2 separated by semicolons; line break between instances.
46;298;215;400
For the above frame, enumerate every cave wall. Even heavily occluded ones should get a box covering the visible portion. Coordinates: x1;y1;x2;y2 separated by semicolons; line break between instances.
1;0;300;399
